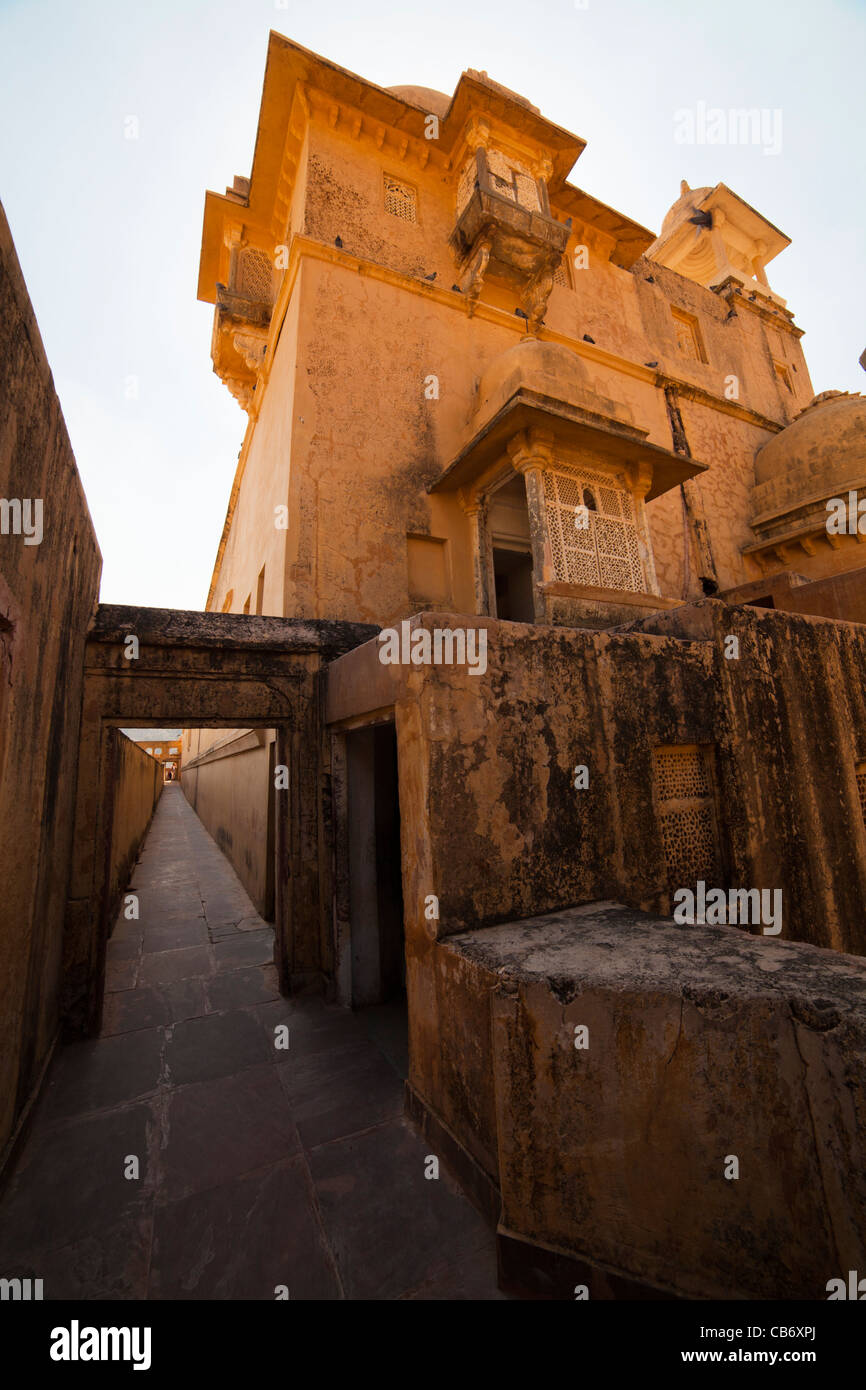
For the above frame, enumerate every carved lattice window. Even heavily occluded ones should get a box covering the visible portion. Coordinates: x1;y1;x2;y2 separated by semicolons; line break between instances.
553;260;571;289
542;465;644;592
235;247;274;303
486;150;541;213
384;175;417;222
653;746;722;892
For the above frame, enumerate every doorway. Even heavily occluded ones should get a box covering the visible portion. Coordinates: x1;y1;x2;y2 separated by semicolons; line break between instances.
487;472;536;621
345;721;405;1008
493;546;535;621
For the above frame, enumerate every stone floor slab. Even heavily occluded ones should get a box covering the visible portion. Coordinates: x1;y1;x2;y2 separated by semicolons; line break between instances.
0;1105;154;1257
206;964;281;1012
149;1159;341;1300
278;1043;404;1149
161;1065;300;1202
101;986;172;1037
307;1117;494;1301
166;1009;271;1086
36;1028;165;1122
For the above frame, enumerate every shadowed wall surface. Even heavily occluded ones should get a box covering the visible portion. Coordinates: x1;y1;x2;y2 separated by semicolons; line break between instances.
0;201;102;1168
108;732;163;927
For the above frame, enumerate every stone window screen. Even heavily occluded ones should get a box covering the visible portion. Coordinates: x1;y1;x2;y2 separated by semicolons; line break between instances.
542;464;644;592
653;745;722;893
236;247;275;304
856;761;866;825
486;150;541;213
553;259;571;290
384;175;417;222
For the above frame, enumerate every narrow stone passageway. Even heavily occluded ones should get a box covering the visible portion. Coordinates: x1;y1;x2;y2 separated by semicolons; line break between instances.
0;784;504;1299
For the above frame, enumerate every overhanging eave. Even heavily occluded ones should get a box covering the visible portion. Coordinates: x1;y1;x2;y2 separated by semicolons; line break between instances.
429;391;707;501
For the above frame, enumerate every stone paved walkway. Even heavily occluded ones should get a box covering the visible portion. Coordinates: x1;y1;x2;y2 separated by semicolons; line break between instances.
0;784;505;1299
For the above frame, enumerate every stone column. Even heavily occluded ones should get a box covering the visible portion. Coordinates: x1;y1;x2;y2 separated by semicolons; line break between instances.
460;490;493;616
508;429;556;625
628;458;662;596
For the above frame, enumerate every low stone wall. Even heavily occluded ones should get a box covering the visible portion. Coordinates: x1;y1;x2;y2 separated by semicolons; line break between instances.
723;567;866;626
440;902;866;1300
107;733;163;925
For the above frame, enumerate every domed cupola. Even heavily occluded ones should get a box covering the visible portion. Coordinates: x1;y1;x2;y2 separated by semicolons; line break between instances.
746;391;866;571
647;180;790;310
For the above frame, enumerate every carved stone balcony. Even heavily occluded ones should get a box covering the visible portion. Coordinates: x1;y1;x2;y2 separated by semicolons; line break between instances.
449;185;570;332
211;284;272;412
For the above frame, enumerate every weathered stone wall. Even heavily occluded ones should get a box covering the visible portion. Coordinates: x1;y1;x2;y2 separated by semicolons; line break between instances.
0;202;102;1169
181;733;274;918
327;606;866;1294
387;606;866;959
446;903;866;1300
326;605;866;1185
107;732;162;927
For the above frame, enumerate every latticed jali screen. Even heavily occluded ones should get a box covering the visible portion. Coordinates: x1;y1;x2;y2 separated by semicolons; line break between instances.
235;247;274;304
384;176;417;222
653;746;721;891
542;465;644;592
486;149;541;212
553;261;570;289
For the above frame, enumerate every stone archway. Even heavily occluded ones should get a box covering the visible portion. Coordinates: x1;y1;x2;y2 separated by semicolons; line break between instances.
63;605;376;1035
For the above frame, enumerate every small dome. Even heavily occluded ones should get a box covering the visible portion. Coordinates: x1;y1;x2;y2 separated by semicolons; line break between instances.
473;337;634;431
387;85;450;118
754;392;866;487
650;179;713;250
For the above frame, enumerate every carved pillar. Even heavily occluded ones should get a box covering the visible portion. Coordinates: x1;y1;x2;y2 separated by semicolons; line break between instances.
459;490;493;616
628;458;661;596
508;429;556;625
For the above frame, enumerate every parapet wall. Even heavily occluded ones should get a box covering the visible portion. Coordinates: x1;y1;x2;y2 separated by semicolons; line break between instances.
440;903;866;1300
389;603;866;958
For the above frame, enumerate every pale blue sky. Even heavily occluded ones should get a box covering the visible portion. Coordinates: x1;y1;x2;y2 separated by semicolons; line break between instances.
1;0;863;608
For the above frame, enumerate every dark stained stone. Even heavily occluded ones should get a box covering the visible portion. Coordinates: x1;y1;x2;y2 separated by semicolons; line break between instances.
37;1029;165;1121
206;964;281;1011
161;1065;299;1201
149;1159;341;1300
167;1009;270;1085
307;1118;493;1300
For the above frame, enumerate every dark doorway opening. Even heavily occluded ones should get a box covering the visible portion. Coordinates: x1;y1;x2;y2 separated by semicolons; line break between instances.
346;722;405;1008
493;546;535;621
